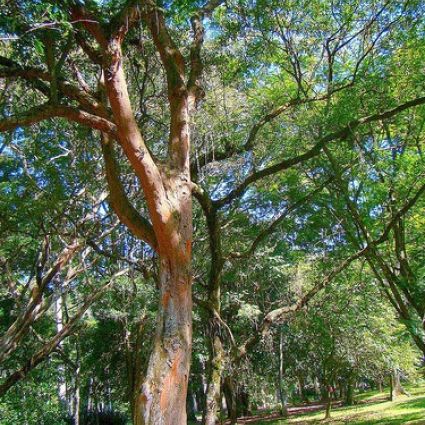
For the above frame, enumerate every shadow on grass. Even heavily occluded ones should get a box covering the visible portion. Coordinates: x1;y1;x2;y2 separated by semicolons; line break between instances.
352;411;425;425
249;397;425;425
250;410;425;425
395;396;425;410
192;386;425;425
355;390;383;402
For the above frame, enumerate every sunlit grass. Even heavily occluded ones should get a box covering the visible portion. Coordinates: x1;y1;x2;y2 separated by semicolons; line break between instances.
253;383;425;425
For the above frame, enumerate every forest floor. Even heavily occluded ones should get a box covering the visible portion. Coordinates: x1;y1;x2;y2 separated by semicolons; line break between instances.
222;383;425;425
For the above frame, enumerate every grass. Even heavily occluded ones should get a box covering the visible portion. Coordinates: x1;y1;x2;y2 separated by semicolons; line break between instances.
252;384;425;425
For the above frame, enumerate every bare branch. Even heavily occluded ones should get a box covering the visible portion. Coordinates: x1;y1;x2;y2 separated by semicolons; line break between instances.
110;0;143;42
139;1;191;169
191;94;343;177
0;56;106;115
69;2;108;48
188;1;224;105
101;133;157;250
0;103;117;135
142;1;186;92
0;241;81;364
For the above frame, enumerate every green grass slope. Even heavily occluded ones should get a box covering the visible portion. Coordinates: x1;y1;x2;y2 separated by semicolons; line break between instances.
254;384;425;425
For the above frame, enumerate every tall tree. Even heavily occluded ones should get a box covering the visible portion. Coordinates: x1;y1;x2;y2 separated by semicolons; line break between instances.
1;1;425;423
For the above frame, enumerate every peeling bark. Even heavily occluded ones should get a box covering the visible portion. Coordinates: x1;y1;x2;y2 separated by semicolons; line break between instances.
134;253;192;425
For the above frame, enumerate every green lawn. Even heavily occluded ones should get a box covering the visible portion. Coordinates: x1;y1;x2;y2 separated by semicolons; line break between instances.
252;384;425;425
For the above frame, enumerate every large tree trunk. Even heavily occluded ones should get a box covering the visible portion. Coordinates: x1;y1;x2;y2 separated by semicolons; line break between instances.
134;254;192;425
77;5;201;423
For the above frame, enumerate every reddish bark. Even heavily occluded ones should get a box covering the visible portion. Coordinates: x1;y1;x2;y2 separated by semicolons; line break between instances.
136;255;192;425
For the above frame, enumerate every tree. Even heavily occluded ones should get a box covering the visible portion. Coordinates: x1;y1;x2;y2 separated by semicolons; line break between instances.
189;0;425;420
0;118;127;399
1;1;425;423
0;1;218;422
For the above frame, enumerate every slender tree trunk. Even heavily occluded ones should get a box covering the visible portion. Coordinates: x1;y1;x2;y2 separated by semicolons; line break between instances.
54;294;68;409
314;378;321;399
199;359;208;424
187;387;197;422
74;363;81;425
71;339;81;425
204;332;224;425
338;380;344;399
345;377;354;406
135;254;192;425
87;377;93;413
277;330;288;417
222;376;238;424
324;387;332;419
238;387;250;416
390;368;404;401
298;375;308;403
332;382;338;400
201;206;225;425
203;283;224;425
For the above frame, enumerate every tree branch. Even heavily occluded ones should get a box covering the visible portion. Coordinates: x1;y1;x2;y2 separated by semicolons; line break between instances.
190;96;328;177
0;241;81;364
0;56;106;116
141;1;191;169
188;1;224;106
0;271;125;397
142;1;186;93
69;2;108;48
214;95;425;208
228;176;335;259
110;0;143;42
0;103;117;135
101;133;157;250
234;182;425;360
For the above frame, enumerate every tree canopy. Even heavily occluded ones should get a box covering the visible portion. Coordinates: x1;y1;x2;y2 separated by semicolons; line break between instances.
0;0;424;424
